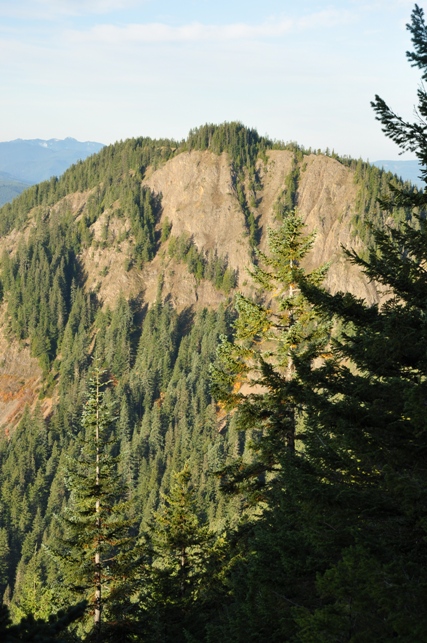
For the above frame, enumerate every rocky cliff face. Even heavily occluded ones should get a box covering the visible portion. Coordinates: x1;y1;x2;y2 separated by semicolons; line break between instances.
141;149;379;306
0;149;383;428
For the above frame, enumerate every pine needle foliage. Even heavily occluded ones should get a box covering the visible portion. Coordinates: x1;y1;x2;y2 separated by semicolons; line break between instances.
140;466;226;643
212;210;330;502
289;6;427;637
372;3;427;192
52;366;140;640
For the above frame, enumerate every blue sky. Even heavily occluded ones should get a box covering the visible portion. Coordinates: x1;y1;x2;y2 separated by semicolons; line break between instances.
0;0;422;160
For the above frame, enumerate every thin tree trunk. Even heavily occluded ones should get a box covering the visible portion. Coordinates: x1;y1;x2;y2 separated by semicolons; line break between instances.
287;258;296;453
94;374;101;640
180;546;186;597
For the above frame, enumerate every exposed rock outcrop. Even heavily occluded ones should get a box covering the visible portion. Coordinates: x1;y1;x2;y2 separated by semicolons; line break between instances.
0;149;384;428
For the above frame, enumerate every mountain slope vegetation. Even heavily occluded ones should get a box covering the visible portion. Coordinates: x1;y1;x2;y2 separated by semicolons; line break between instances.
0;88;423;641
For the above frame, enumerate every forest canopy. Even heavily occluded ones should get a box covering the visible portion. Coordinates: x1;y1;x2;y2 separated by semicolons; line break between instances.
1;5;427;641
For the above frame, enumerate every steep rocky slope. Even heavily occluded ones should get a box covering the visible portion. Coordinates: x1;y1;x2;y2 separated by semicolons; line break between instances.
0;140;402;429
143;149;379;305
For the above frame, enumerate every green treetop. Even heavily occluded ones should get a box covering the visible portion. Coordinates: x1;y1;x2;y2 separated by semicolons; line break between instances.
212;209;329;503
290;5;427;638
52;366;140;641
140;465;225;642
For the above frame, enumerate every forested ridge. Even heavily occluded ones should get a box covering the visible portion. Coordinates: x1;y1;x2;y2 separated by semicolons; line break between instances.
1;6;427;641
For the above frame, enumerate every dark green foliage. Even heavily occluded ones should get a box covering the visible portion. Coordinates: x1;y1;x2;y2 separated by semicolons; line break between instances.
372;13;427;168
3;93;427;642
351;159;417;248
292;212;427;638
139;466;226;642
0;293;238;632
103;179;161;267
0;122;309;268
212;211;329;502
168;234;206;282
0;407;50;598
218;7;427;639
0;185;159;373
371;5;427;191
124;303;237;527
94;296;137;379
160;217;172;243
186;123;276;249
2;208;81;371
0;137;179;235
282;157;300;215
207;214;333;641
168;233;238;292
0;122;275;237
59;286;96;387
0;601;86;642
51;367;140;639
186;122;272;173
210;10;427;637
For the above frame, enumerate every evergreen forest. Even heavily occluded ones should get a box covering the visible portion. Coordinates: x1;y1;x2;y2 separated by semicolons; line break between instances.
1;5;427;641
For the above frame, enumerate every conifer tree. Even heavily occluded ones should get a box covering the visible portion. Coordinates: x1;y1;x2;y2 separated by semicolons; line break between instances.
53;366;140;641
209;212;330;640
0;528;10;598
141;466;224;642
371;4;427;195
212;10;427;637
288;5;427;638
0;600;86;643
212;209;329;502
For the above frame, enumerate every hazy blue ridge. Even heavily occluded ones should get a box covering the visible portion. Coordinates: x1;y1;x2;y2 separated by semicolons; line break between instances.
0;137;104;185
0;176;31;207
373;159;424;188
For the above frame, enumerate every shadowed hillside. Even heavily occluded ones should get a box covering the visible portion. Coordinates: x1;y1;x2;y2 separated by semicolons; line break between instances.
0;122;419;638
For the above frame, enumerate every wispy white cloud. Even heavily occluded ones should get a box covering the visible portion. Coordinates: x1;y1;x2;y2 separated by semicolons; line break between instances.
66;10;356;45
38;0;141;16
0;1;412;160
67;20;289;44
0;0;142;20
297;9;356;30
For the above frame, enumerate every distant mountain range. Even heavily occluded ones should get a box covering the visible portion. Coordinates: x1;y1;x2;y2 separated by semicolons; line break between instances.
0;137;104;206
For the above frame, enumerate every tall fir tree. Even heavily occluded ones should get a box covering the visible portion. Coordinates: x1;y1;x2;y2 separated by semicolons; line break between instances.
52;366;141;641
212;8;427;640
289;5;427;638
140;465;226;643
212;209;329;503
209;211;332;641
